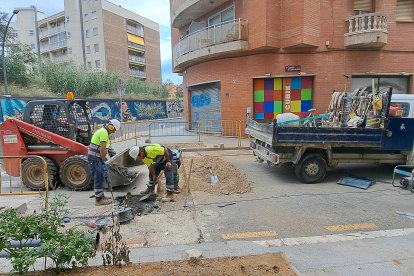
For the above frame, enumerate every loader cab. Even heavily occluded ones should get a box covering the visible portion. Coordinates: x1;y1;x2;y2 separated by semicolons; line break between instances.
22;99;93;145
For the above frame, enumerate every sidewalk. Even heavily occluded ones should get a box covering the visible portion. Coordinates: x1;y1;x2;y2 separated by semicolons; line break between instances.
2;227;414;275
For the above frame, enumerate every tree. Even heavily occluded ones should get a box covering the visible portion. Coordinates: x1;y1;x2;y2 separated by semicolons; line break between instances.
0;11;37;87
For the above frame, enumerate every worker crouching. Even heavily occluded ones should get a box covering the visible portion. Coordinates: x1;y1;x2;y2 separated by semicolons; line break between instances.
88;119;121;206
129;144;180;202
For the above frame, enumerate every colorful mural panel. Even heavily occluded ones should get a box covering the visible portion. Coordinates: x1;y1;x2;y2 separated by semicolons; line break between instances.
253;77;313;120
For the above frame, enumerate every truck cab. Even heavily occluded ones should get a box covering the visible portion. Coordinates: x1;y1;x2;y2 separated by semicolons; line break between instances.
391;94;414;118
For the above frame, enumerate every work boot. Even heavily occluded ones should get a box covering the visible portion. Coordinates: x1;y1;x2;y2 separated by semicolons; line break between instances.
162;191;175;202
140;186;154;194
173;184;181;194
95;196;112;206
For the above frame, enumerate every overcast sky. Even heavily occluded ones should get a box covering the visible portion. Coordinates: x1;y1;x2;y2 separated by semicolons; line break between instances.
0;0;182;84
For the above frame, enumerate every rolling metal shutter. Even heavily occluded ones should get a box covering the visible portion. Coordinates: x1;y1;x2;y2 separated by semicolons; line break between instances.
189;82;221;131
354;0;372;12
396;0;414;21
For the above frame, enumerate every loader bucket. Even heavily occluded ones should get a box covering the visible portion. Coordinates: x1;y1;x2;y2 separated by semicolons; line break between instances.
106;148;145;187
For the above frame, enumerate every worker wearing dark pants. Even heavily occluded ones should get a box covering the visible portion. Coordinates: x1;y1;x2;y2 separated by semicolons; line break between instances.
88;119;120;206
129;144;178;201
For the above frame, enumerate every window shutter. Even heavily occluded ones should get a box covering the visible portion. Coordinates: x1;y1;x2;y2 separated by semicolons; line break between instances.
396;0;414;21
354;0;372;12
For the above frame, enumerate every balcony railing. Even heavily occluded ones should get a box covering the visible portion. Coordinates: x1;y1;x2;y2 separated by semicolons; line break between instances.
129;69;146;77
173;18;248;61
345;13;387;48
128;55;146;64
346;13;387;34
40;40;67;53
127;25;144;37
52;55;68;63
127;41;145;51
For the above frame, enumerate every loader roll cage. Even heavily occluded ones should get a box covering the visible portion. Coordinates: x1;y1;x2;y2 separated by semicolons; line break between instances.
22;99;93;146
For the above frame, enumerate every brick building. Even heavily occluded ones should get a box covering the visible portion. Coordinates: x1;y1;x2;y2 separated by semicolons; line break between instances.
11;0;161;83
170;0;414;124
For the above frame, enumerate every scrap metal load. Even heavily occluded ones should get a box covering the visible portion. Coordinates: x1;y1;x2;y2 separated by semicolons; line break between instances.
327;87;399;128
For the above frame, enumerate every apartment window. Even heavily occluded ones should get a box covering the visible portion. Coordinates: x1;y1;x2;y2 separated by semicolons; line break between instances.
29;30;34;36
66;32;71;38
353;0;372;14
85;30;89;38
30;44;35;49
95;60;100;69
92;27;98;36
66;16;70;23
208;6;234;26
94;43;99;52
86;45;90;54
88;61;92;69
91;11;97;20
396;0;414;21
12;31;18;37
68;47;72;54
352;75;410;94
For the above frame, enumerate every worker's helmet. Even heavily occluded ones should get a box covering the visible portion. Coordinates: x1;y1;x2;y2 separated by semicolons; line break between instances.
129;146;140;160
109;119;121;131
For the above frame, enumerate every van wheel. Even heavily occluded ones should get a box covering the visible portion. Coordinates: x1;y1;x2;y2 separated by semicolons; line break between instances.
295;154;327;183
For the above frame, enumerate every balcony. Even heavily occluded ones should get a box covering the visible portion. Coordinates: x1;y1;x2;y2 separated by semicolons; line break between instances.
173;19;248;71
128;55;146;64
171;0;229;28
127;41;145;52
40;40;67;53
129;69;146;78
127;25;144;37
344;13;387;48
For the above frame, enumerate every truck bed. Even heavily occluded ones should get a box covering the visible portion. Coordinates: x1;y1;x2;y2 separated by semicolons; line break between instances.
246;118;414;151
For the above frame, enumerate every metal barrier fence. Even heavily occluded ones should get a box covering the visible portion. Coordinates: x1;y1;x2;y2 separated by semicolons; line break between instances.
148;121;199;139
0;155;49;208
94;118;249;147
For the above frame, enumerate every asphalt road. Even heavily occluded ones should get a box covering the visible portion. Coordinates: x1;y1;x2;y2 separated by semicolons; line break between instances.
190;151;414;242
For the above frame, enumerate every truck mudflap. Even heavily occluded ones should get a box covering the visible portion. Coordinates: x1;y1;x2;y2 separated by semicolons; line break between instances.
250;141;279;165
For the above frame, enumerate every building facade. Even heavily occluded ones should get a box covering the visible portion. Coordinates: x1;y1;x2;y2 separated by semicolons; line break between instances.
11;0;161;83
170;0;414;125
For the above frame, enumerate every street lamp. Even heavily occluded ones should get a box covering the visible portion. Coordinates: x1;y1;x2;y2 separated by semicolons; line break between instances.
2;9;19;95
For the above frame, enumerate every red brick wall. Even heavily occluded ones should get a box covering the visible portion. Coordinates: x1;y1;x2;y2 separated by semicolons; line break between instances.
172;0;414;122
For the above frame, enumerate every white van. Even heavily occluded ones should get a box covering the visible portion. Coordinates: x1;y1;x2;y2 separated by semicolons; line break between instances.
391;94;414;118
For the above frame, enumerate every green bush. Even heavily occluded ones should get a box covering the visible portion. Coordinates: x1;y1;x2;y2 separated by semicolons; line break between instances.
0;194;96;274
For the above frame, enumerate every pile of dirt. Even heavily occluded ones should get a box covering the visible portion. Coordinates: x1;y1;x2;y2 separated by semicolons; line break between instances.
32;253;296;275
116;193;158;216
184;155;251;195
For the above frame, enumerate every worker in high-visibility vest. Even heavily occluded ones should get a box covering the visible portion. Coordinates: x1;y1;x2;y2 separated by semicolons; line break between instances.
129;144;180;202
88;119;121;206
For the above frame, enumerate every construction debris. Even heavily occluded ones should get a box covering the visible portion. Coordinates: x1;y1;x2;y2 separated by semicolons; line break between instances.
112;165;138;181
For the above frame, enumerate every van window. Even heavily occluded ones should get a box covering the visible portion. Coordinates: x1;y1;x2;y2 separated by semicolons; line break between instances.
391;102;410;117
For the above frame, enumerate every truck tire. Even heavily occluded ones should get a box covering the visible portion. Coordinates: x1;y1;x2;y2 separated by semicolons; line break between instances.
295;154;327;184
22;157;59;190
60;155;92;190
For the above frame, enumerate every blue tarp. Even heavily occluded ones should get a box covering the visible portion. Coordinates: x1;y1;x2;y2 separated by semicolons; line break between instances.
337;176;376;189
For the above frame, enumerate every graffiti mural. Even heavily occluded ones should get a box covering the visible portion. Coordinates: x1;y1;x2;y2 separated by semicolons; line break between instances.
0;98;28;122
0;98;182;123
131;101;167;120
166;100;184;118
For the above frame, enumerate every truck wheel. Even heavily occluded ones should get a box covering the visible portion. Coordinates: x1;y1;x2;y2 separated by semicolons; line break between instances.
60;155;92;190
22;157;59;190
295;154;327;184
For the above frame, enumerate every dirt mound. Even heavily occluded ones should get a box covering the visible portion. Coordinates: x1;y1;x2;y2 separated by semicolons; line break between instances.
184;155;251;195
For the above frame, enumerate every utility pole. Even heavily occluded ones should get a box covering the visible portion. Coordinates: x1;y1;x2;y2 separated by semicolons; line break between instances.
2;9;19;95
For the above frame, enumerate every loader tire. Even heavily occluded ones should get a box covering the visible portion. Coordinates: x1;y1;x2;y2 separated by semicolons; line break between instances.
22;157;59;190
295;153;327;184
60;155;92;190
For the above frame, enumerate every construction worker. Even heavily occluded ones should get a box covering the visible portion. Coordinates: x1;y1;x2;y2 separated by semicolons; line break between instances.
129;144;179;202
88;119;121;206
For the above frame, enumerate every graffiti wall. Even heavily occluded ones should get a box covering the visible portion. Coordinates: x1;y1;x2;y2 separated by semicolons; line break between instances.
0;98;184;123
